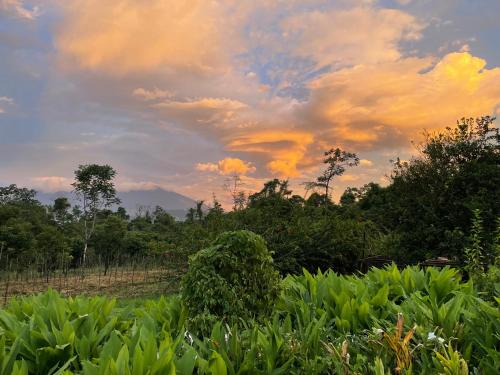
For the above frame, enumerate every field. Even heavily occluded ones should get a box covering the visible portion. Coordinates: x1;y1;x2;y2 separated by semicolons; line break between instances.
0;265;498;374
0;261;187;305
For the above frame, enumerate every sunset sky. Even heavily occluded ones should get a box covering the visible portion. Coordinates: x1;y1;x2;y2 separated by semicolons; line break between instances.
1;0;499;206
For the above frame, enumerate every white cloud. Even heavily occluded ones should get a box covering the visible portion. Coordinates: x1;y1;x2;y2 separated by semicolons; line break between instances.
116;180;162;191
31;176;72;192
195;162;219;173
0;96;14;114
0;0;39;20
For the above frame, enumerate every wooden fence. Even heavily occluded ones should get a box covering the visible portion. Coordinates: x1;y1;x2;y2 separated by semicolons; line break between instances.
0;255;187;305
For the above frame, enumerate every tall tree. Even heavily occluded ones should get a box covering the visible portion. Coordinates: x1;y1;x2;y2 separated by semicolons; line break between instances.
52;197;71;227
195;200;204;222
72;164;120;264
315;148;359;205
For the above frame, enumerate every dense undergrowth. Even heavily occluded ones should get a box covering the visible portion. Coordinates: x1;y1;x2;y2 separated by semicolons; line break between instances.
0;266;498;374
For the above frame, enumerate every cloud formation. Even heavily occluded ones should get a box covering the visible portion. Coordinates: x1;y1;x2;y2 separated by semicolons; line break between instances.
55;0;240;74
1;0;499;206
301;52;500;150
0;96;14;114
282;6;423;67
196;158;256;176
0;0;39;20
31;176;72;192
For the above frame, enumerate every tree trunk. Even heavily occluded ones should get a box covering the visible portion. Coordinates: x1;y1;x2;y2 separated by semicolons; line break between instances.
324;180;330;207
82;242;88;265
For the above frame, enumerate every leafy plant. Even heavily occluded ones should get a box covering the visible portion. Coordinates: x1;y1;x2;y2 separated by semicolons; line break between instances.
181;230;281;333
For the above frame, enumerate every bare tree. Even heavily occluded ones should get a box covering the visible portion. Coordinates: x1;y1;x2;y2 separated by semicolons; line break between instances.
224;174;247;211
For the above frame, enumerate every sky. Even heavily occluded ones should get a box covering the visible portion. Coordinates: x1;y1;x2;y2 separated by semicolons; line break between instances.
1;0;499;207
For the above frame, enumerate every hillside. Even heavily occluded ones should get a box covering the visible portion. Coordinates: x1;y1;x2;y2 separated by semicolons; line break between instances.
36;188;196;219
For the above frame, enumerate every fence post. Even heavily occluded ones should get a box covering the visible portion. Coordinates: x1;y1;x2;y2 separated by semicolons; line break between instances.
131;259;135;285
3;259;11;305
97;256;101;291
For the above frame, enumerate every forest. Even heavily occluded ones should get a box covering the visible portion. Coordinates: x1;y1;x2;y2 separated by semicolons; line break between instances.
0;116;499;374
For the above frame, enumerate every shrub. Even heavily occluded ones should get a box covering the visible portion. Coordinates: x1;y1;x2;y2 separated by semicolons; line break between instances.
181;230;281;332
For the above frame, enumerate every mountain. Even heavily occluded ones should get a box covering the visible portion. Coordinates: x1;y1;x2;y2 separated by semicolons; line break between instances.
36;188;197;219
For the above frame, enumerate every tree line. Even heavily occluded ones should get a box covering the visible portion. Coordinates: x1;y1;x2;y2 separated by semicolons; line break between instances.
0;117;498;276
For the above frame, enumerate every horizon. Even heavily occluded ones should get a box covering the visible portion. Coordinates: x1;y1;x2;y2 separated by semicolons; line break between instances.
1;0;499;207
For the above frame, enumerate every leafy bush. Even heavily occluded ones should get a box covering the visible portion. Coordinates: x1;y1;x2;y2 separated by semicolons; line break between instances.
181;230;281;331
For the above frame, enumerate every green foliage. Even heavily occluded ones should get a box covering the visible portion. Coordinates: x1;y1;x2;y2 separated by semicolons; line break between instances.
1;116;499;293
72;164;120;264
92;216;127;274
0;266;498;374
312;148;359;204
464;209;485;275
181;230;281;331
461;210;500;301
358;116;500;262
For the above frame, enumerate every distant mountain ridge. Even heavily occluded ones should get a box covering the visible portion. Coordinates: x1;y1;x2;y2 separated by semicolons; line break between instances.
36;188;196;219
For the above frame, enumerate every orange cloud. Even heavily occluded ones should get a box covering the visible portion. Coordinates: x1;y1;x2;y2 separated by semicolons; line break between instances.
359;159;374;167
155;97;247;111
218;158;256;175
55;0;239;74
49;0;500;191
227;131;314;177
196;158;256;176
282;6;423;67
339;174;360;182
132;87;173;101
304;52;500;149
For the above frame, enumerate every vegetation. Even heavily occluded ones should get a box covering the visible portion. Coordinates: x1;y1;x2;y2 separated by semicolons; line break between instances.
182;230;280;332
0;116;499;372
72;164;120;264
0;117;498;277
0;265;498;374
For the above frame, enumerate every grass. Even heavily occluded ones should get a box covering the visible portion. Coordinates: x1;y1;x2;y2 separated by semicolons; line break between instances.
0;263;187;305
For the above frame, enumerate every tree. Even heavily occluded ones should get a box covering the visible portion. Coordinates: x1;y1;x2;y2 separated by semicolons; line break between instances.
116;206;129;221
208;194;224;216
72;164;120;264
185;207;196;223
36;226;70;281
52;197;72;227
339;187;361;206
224;174;246;211
365;116;499;262
314;148;359;205
93;215;126;275
195;200;204;222
123;231;152;257
0;184;38;205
